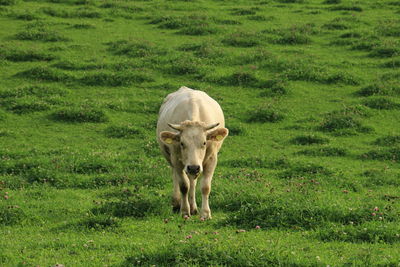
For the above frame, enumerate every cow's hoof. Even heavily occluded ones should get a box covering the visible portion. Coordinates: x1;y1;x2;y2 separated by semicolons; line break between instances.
200;211;212;220
172;205;180;213
182;212;191;219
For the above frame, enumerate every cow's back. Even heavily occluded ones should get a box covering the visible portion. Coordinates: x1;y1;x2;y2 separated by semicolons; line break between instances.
157;87;225;135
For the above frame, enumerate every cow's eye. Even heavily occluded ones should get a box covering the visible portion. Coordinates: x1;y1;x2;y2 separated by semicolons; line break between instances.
203;142;206;146
180;142;184;147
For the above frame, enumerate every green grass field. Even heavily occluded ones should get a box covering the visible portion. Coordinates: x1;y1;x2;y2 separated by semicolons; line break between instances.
1;0;400;265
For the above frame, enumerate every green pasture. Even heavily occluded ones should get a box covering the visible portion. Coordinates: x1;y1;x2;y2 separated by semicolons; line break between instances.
0;0;400;265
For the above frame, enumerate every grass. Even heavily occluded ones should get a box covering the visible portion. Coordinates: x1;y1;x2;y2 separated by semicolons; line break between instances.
223;189;396;230
107;39;166;58
2;97;51;114
104;125;143;138
363;97;400;110
41;7;101;19
148;14;217;35
79;71;154;86
0;0;17;6
51;106;108;123
290;134;329;145
222;31;262;47
329;5;363;12
259;77;290;97
319;106;373;135
297;146;348;157
316;222;400;244
271;30;312;45
369;40;400;58
357;81;400;96
361;148;400;162
15;22;69;42
0;48;56;62
246;105;285;123
16;66;72;82
373;135;400;146
0;205;25;225
1;0;400;266
377;19;400;37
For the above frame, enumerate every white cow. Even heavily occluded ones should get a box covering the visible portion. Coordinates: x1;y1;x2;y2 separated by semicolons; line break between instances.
157;86;228;219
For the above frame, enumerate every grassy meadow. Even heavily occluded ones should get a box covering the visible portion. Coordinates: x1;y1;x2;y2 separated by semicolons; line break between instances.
1;0;400;265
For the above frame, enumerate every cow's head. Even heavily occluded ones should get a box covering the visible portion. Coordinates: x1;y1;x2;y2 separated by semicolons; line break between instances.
160;120;228;177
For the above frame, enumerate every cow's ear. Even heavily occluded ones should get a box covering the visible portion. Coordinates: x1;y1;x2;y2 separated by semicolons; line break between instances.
207;127;229;142
160;131;180;145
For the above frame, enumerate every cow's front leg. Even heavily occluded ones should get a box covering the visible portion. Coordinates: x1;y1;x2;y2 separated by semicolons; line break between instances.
201;155;217;220
179;171;190;217
189;178;198;215
172;169;181;213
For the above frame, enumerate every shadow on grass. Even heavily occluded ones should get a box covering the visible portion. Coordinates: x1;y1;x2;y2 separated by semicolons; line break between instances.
178;42;224;60
51;60;103;70
64;214;121;231
0;47;56;62
363;97;400;110
1;97;51;114
360;148;400;162
361;168;400;186
79;71;154;86
246;104;285;123
290;134;329;145
148;14;217;35
224;123;247;136
92;191;167;218
51;105;108;123
329;5;363;12
279;162;332;179
0;85;68;98
120;240;299;266
0;85;68;114
222;31;263;47
318;105;373;136
373;135;400;146
107;39;166;58
41;6;101;18
260;57;361;85
356;80;400;96
15;22;69;42
0;205;25;225
0;0;18;6
222;192;398;230
369;40;400;58
296;146;348;157
15;66;73;82
162;55;208;78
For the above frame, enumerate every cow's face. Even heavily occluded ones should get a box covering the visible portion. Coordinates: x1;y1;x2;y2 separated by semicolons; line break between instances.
160;121;228;177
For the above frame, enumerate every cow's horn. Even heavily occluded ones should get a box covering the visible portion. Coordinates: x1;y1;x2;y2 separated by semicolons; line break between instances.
205;122;220;131
168;123;182;131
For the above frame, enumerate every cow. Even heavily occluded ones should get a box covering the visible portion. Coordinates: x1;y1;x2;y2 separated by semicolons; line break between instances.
156;86;228;219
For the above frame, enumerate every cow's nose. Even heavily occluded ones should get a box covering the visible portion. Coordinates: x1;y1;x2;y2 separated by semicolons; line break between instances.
187;165;200;175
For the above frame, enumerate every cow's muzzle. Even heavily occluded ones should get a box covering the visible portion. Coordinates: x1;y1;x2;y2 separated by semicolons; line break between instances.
186;165;201;176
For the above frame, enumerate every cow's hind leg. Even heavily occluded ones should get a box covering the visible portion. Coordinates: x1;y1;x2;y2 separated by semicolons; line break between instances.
201;155;217;220
172;169;181;213
189;178;198;215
